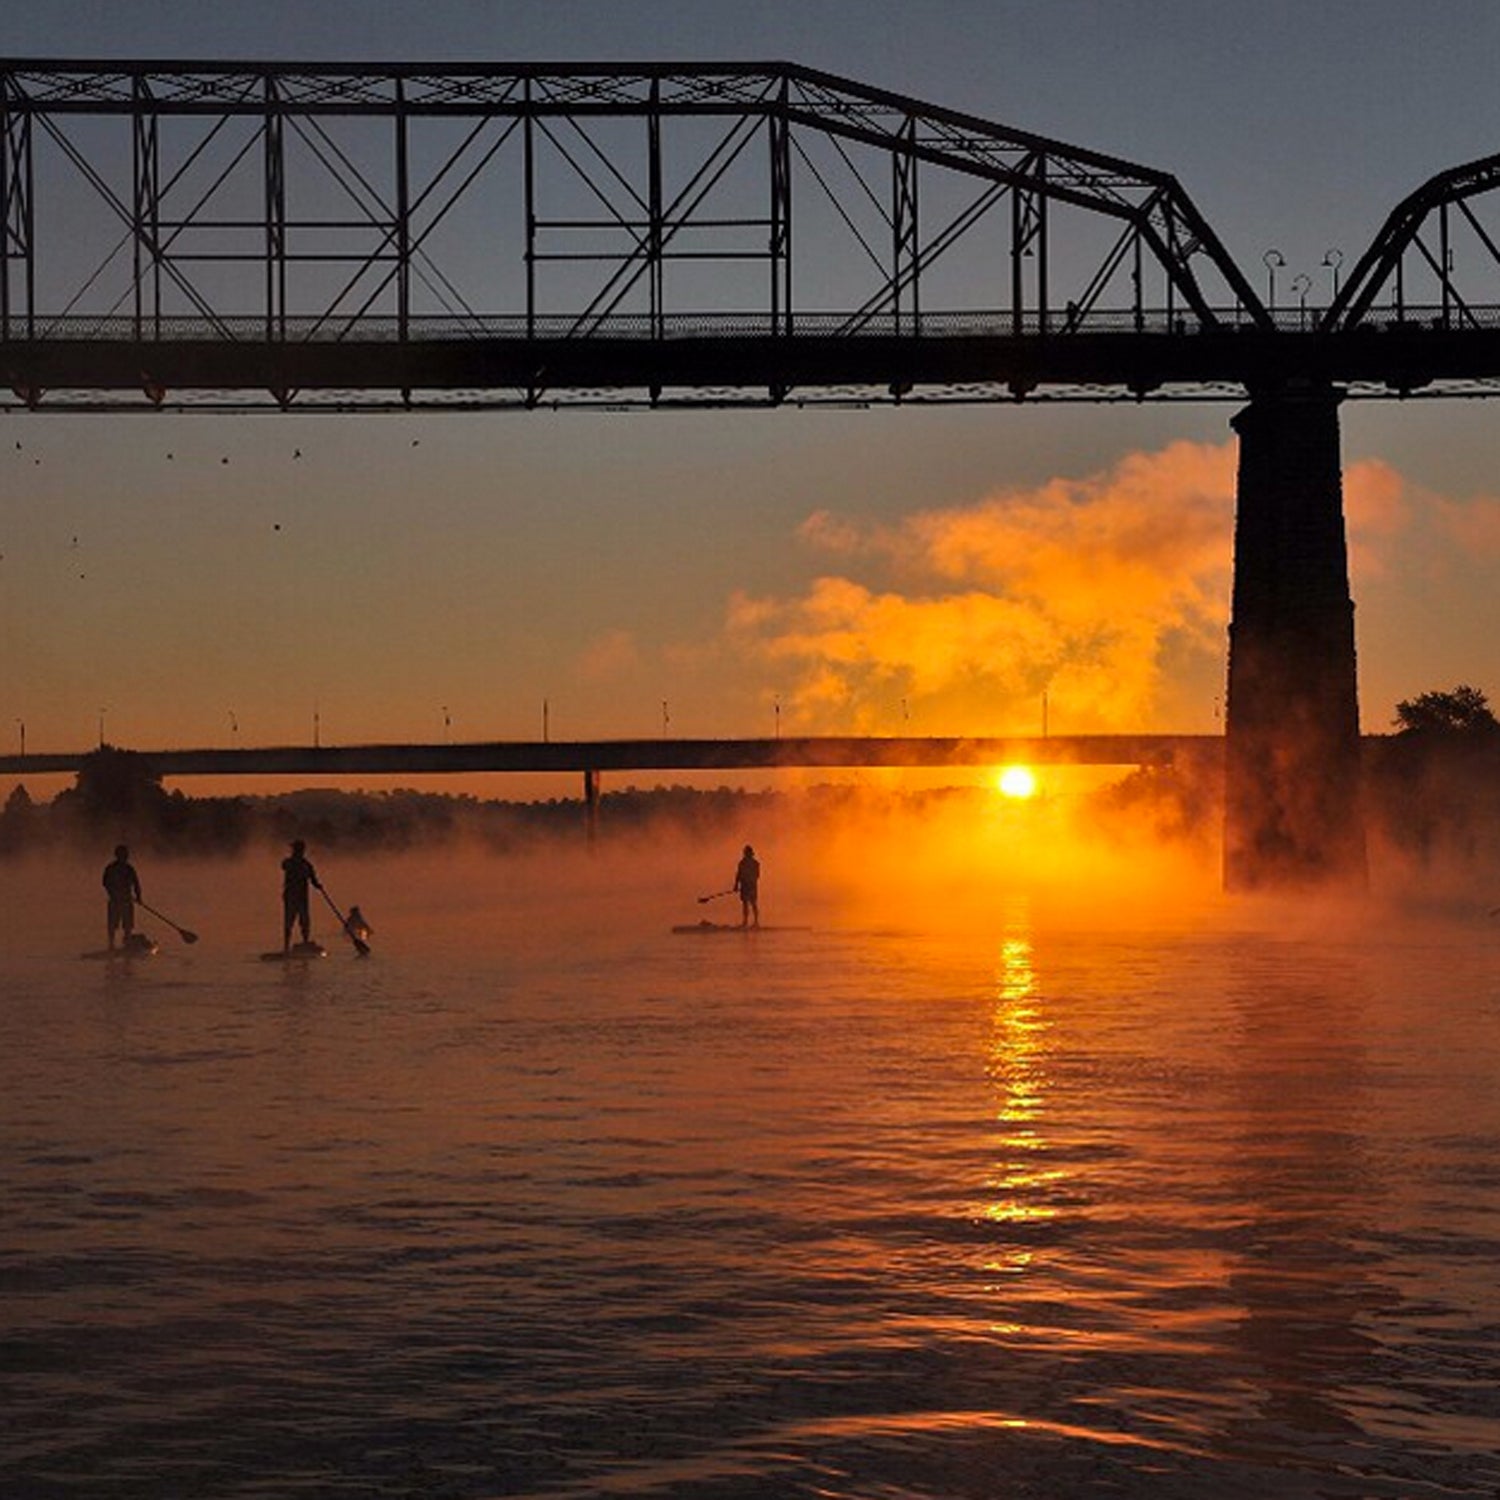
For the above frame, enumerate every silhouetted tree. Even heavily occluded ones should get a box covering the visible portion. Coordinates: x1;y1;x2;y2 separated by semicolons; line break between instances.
1393;684;1498;735
0;783;38;853
51;747;172;840
1372;684;1500;866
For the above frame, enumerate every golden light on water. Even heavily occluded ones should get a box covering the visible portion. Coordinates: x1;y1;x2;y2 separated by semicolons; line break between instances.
983;910;1060;1231
996;765;1038;799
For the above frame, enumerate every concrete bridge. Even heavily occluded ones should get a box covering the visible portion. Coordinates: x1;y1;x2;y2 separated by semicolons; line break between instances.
0;734;1220;842
0;732;1219;781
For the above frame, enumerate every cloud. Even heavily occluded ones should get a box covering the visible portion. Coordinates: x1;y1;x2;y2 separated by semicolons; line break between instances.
1343;461;1500;571
796;509;866;555
575;628;641;681
1343;458;1410;579
1433;493;1500;558
730;440;1242;733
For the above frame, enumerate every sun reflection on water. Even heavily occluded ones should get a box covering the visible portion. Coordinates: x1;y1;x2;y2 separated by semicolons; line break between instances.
982;901;1061;1230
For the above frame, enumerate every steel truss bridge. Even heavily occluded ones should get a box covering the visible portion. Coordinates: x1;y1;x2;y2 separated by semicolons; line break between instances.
4;59;1500;410
6;58;1499;888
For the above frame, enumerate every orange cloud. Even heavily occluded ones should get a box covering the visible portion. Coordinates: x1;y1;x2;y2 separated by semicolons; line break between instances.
1433;493;1500;557
731;440;1241;733
575;628;641;681
1343;458;1410;579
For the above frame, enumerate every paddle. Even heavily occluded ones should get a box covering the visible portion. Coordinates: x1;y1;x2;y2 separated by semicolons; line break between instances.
318;885;372;956
697;888;735;904
137;899;198;944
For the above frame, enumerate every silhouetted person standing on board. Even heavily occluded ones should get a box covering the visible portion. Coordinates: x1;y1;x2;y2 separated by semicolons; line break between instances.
281;839;322;953
102;844;142;951
734;844;761;929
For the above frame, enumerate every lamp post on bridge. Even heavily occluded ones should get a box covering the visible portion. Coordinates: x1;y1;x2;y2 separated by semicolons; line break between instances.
1291;273;1312;330
1322;247;1344;303
1262;248;1285;317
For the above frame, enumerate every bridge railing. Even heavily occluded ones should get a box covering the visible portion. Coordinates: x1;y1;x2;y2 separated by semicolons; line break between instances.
10;306;1500;343
4;309;1218;341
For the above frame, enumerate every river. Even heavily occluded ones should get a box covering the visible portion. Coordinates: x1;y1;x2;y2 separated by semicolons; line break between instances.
3;839;1498;1497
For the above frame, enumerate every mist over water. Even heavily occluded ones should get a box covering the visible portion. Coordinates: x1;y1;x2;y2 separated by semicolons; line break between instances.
3;813;1499;1497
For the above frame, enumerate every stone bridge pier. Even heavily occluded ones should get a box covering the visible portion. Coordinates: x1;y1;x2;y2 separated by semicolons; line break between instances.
1224;386;1367;889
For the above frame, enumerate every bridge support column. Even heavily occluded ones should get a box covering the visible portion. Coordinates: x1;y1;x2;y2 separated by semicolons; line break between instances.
584;768;601;844
1224;387;1366;889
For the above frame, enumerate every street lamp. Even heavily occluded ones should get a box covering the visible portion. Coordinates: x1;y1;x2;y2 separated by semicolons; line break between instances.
1262;248;1285;315
229;710;238;742
1322;247;1344;302
441;706;451;743
1291;273;1312;329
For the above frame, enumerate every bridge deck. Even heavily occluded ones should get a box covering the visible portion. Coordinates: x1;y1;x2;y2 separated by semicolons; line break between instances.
8;326;1500;408
0;734;1219;779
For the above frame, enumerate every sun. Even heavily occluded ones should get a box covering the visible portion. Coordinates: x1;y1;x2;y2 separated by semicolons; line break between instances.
996;765;1038;799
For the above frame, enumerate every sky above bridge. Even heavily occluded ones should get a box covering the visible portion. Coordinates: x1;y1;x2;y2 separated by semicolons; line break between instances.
3;1;1499;795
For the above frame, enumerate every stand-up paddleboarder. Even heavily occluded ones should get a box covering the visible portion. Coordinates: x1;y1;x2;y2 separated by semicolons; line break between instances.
102;844;142;951
281;839;323;954
733;844;761;929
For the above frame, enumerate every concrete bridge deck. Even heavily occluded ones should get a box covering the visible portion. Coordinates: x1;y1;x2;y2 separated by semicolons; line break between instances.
0;734;1221;781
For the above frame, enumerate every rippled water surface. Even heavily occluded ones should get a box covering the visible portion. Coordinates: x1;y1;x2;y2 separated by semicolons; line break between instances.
4;855;1500;1497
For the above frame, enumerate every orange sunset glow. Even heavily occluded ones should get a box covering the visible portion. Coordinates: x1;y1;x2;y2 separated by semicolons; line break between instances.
997;767;1039;799
5;429;1493;796
5;10;1500;1498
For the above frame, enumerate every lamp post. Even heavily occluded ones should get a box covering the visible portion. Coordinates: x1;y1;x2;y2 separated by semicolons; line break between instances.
229;710;238;744
442;706;451;743
1262;248;1285;316
1291;273;1312;330
1322;247;1344;302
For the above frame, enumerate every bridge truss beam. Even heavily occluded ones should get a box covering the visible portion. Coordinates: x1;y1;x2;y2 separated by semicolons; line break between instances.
1325;150;1500;334
0;58;1274;409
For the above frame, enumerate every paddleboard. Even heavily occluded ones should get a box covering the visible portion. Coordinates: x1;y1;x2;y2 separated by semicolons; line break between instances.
81;938;160;960
671;921;810;935
260;941;328;962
